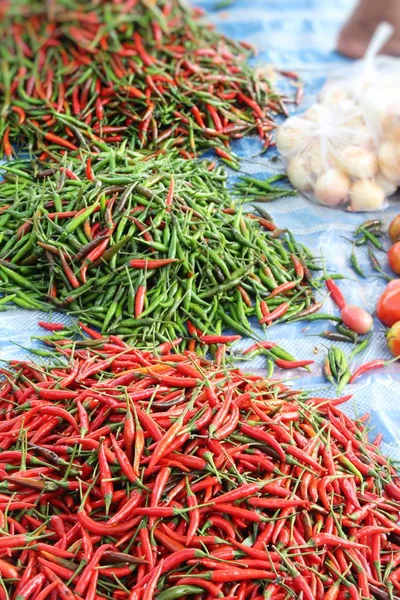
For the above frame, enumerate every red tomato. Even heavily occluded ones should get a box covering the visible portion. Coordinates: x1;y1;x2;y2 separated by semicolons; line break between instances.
340;305;373;335
388;242;400;275
376;280;400;327
387;322;400;357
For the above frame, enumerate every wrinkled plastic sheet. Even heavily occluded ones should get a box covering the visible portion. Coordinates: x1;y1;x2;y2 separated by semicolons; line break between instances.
1;0;400;459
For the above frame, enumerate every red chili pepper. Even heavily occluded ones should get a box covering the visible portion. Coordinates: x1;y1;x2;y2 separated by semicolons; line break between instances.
85;157;94;181
311;533;367;549
165;174;174;209
122;85;146;99
243;341;276;355
11;105;26;125
2;127;12;159
134;284;146;317
326;279;346;310
38;405;79;431
133;31;154;67
110;433;138;483
275;358;314;370
186;569;276;582
198;334;241;344
77;508;139;536
44;132;78;151
0;557;19;579
58;250;80;289
260;302;290;324
150;466;171;515
385;481;400;501
136;405;162;441
139;525;154;569
38;321;65;331
240;422;285;461
34;581;59;600
249;497;309;509
129;258;178;269
75;544;113;595
185;479;200;545
201;503;264;523
350;359;391;383
212;147;232;163
75;400;89;435
206;104;223;131
282;444;325;472
191;106;205;128
98;444;113;515
13;574;45;599
291;254;304;279
268;281;298;299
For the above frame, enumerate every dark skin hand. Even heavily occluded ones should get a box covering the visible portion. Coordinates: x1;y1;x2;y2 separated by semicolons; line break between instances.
338;0;400;58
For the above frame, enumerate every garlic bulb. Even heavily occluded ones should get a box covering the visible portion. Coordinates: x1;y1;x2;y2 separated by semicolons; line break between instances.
286;157;313;192
319;85;349;106
276;117;312;152
350;180;385;212
357;131;376;152
361;84;393;125
342;114;366;130
304;140;325;175
382;114;400;144
338;146;378;179
304;104;332;124
378;141;400;184
313;169;351;207
375;173;398;196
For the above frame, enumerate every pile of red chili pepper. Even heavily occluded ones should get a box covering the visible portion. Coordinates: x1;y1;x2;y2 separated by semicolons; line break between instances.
0;0;294;163
0;152;317;343
0;322;399;600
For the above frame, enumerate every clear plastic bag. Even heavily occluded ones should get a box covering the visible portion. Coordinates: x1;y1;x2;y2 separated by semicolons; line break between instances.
277;104;385;210
277;23;400;211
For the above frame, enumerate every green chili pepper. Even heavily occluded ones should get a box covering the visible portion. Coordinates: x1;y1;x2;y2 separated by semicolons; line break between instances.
349;336;371;360
156;586;205;599
350;244;365;278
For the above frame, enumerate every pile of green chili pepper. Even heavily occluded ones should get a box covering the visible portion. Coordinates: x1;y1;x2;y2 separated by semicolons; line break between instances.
324;346;351;392
0;323;399;599
349;219;390;280
233;175;297;202
0;0;294;161
0;151;320;344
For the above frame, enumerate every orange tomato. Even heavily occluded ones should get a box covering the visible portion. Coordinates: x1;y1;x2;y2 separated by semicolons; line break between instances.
388;242;400;275
376;280;400;327
389;215;400;243
387;322;400;357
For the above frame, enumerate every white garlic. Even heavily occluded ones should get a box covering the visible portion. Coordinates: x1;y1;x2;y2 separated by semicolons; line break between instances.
313;169;351;207
350;180;385;212
378;141;400;184
342;115;366;130
319;85;349;107
305;140;325;175
382;114;400;144
276;117;312;152
375;173;398;196
286;157;313;192
304;103;332;124
361;85;393;124
338;146;378;179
